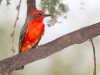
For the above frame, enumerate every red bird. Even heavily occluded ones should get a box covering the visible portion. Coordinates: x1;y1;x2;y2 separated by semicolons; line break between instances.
17;10;50;70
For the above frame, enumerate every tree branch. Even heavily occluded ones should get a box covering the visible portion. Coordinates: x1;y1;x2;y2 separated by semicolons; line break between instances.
10;0;22;55
27;0;36;15
90;39;96;75
0;22;100;75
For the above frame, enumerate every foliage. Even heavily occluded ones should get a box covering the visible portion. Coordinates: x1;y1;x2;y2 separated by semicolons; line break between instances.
6;0;10;6
40;0;69;26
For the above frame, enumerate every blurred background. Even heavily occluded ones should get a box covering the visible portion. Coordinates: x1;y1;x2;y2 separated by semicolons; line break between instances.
0;0;100;75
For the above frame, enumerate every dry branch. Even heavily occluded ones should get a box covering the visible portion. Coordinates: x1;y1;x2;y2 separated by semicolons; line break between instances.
10;0;22;55
90;39;96;75
0;22;100;75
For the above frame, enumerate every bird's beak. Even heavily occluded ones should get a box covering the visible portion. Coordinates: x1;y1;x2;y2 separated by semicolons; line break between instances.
44;14;51;17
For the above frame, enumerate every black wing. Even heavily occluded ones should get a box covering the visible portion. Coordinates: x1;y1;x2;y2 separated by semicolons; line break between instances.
19;22;28;53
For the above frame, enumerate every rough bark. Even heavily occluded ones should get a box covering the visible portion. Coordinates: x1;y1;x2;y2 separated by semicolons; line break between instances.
0;22;100;75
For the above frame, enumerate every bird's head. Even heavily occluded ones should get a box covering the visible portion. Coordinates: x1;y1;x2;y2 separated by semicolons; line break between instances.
29;10;50;21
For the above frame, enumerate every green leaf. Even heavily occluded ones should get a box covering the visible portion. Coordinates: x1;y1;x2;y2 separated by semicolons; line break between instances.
6;0;10;6
40;0;69;27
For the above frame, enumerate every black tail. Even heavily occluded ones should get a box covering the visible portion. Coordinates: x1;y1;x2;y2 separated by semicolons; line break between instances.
16;66;24;70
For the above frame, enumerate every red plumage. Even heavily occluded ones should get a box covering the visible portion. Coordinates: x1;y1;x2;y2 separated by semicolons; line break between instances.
21;13;45;52
16;10;50;70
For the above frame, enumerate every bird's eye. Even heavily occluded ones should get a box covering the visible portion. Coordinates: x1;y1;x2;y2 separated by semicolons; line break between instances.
38;13;42;16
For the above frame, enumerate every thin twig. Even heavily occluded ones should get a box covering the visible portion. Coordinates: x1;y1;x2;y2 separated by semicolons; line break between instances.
90;39;96;75
10;0;22;55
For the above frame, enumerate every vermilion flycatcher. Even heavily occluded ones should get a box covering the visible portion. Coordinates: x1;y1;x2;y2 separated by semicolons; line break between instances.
17;10;50;70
